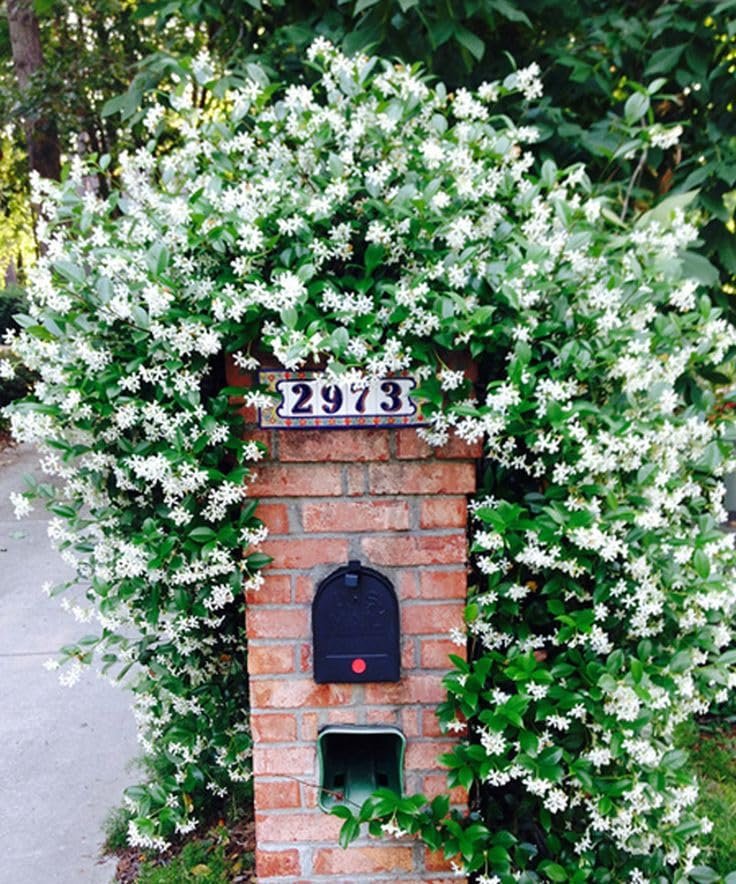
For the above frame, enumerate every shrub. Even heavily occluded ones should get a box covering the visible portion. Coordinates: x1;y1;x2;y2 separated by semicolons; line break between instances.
4;40;736;878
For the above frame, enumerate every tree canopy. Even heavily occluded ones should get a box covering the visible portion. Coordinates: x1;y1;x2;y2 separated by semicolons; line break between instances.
2;1;735;302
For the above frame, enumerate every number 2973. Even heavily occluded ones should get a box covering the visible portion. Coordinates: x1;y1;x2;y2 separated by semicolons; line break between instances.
275;377;418;422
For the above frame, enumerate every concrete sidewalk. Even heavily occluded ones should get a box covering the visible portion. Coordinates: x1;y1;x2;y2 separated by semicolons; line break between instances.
0;444;138;884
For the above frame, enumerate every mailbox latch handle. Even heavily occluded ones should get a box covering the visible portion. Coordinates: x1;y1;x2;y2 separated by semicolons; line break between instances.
344;559;361;589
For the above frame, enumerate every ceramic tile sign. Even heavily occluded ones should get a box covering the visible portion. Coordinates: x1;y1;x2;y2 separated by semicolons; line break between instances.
257;369;427;429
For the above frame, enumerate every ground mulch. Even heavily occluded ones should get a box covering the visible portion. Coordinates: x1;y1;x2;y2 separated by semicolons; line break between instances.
111;814;256;883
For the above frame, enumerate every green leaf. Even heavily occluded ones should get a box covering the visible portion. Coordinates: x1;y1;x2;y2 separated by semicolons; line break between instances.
519;729;539;753
330;805;353;819
680;251;720;287
354;0;381;13
693;548;710;579
630;658;643;683
147;242;169;275
53;260;85;286
635;190;699;228
281;306;298;329
644;44;686;76
431;793;450;819
338;816;360;847
539;860;568;881
688;868;720;884
624;92;650;124
246;552;273;569
364;243;384;276
489;0;532;25
427;18;454;48
101;92;129;118
646;77;667;95
189;526;217;543
454;26;485;61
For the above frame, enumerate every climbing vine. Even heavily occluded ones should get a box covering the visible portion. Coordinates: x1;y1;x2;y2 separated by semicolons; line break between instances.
4;40;736;879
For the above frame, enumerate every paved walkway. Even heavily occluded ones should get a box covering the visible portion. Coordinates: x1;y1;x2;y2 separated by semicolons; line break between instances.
0;443;138;884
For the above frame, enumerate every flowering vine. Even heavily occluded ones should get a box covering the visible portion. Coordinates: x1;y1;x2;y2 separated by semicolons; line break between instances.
4;38;736;878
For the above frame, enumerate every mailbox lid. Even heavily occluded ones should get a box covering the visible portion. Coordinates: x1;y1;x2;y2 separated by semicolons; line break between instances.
312;561;400;683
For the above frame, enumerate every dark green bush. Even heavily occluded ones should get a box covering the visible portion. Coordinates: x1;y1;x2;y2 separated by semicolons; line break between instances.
0;283;27;334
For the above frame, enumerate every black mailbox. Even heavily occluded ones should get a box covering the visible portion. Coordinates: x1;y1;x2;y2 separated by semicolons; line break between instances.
312;560;400;683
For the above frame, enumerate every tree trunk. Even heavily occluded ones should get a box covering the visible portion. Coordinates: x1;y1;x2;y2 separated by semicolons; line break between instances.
4;261;18;287
6;0;61;181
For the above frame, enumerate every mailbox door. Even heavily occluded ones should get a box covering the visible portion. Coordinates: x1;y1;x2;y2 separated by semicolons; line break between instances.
312;562;400;683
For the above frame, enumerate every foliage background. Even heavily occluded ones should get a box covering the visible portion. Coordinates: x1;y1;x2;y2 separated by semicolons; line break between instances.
1;1;735;300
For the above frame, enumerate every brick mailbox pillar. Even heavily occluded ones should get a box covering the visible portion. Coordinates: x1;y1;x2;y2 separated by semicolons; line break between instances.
235;363;480;882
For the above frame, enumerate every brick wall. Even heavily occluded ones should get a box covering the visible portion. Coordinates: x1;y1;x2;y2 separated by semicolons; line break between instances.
233;360;480;883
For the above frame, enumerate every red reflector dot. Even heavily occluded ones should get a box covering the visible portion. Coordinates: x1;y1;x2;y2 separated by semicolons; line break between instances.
351;658;367;674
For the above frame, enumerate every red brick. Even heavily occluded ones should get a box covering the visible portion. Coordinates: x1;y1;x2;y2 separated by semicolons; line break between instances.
302;499;410;533
235;403;258;424
421;638;463;669
251;713;298;742
254;779;301;810
313;846;414;874
394;429;433;460
255;848;301;878
420;497;467;529
437;435;483;460
362;533;467;566
247;644;295;675
366;708;400;726
405;740;456;770
423;710;464;737
294;575;314;603
248;464;343;497
244;428;272;448
255;502;290;535
400;707;421;738
397;571;419;599
422;774;468;805
247;573;291;605
425;850;458;872
326;707;358;725
300;712;319;741
401;602;465;635
300;642;312;673
253;745;313;776
419;569;468;600
252;679;354;709
301;779;320;809
368;462;476;495
395;428;483;460
247;608;309;639
401;636;417;669
364;675;446;705
262;537;349;569
390;880;459;884
256;811;342;842
280;429;390;462
225;355;253;388
395;880;460;884
346;464;366;496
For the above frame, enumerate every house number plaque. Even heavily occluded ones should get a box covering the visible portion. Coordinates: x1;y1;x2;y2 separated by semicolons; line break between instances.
257;370;427;429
